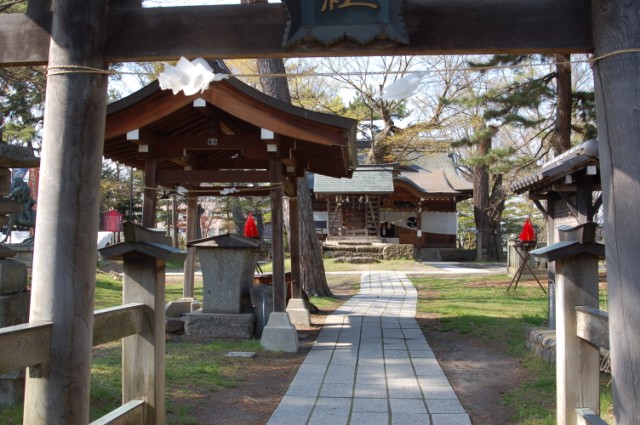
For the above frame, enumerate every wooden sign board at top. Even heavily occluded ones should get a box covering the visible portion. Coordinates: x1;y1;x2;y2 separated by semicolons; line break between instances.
283;0;409;47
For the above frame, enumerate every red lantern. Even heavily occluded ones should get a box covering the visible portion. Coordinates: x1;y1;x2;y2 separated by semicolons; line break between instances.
519;218;536;242
244;213;259;238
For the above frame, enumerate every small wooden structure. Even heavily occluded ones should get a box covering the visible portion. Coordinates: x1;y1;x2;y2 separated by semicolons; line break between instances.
103;62;358;314
313;154;472;249
513;140;607;424
531;223;606;425
511;139;601;326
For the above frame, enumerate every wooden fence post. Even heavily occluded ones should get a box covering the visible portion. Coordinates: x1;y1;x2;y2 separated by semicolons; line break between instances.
122;254;166;425
23;0;108;423
555;254;600;425
100;223;185;425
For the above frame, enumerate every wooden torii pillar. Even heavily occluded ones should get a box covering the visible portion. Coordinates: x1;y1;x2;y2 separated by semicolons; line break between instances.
592;1;640;421
23;0;109;423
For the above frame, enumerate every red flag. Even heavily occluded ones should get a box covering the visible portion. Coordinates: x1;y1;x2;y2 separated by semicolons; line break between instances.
244;213;259;238
519;218;536;242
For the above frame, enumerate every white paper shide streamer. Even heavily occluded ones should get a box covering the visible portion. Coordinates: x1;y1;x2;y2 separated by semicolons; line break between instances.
158;57;229;96
381;72;426;101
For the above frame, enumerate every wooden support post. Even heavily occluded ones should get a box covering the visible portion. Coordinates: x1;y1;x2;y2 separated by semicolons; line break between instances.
555;254;600;425
270;158;285;312
416;202;423;249
547;198;556;330
592;1;640;422
142;159;157;228
261;158;298;352
23;0;109;423
289;193;301;298
183;194;198;299
121;253;166;425
326;198;331;238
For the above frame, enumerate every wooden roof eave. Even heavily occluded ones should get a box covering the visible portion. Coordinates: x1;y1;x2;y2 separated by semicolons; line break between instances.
105;81;198;140
104;78;358;177
200;78;357;150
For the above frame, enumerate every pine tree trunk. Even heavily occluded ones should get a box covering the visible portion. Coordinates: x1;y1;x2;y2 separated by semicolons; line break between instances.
473;127;503;261
298;175;332;296
240;1;332;296
553;54;572;155
473;137;491;261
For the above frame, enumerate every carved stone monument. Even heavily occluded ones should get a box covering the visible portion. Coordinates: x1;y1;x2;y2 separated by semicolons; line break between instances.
184;234;261;339
0;117;40;407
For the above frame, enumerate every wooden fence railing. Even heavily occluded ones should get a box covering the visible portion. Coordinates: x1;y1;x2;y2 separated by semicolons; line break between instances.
0;223;185;425
0;303;149;425
532;223;608;425
574;306;609;425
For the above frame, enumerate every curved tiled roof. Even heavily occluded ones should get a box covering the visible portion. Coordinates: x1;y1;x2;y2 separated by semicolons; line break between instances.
510;139;599;194
313;155;472;200
396;154;473;197
104;62;358;183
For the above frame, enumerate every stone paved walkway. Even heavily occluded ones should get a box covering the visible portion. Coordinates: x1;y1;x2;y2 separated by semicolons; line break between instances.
267;271;471;425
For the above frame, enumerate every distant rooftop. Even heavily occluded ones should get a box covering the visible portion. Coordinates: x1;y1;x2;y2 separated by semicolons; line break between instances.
396;153;473;196
314;165;395;194
313;154;472;199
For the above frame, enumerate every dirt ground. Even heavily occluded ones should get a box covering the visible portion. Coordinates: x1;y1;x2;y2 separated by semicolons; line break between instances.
176;279;531;425
419;316;530;425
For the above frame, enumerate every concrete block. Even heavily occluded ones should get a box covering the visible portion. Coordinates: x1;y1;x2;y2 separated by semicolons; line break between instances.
166;318;185;333
286;298;311;328
184;311;255;339
0;291;29;326
260;312;299;353
165;297;198;318
0;259;27;295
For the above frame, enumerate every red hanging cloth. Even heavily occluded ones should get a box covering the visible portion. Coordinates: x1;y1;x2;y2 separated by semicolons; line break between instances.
519;218;536;242
244;213;259;238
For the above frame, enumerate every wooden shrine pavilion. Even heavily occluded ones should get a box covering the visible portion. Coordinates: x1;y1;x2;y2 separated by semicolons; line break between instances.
103;60;358;300
312;154;472;251
511;138;602;318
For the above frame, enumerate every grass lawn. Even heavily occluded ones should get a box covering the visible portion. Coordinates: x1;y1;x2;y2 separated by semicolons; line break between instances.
411;274;613;424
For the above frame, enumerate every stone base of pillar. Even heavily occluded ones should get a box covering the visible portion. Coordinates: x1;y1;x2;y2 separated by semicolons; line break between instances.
260;312;299;353
286;298;311;328
184;311;254;339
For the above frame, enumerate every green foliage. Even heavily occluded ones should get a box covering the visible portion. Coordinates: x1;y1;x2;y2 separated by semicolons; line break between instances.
88;339;264;424
0;66;46;153
412;274;613;424
572;90;597;140
100;162;144;222
412;275;557;424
